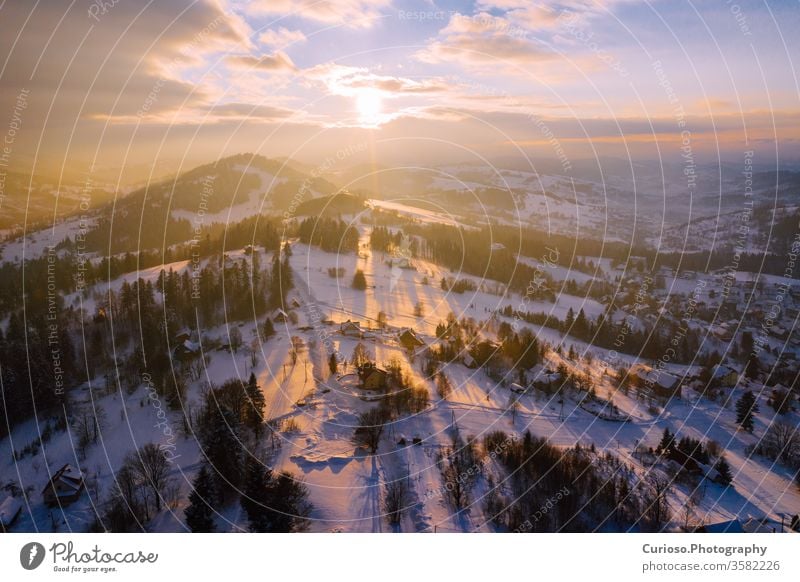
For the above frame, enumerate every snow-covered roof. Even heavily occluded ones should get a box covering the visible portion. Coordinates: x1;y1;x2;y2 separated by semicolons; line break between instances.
43;464;84;495
398;328;424;344
712;364;737;379
182;339;200;353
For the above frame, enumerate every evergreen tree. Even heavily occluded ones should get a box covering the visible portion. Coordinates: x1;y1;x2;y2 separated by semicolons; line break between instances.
268;245;293;309
735;390;759;432
656;428;675;454
241;457;312;532
715;455;733;485
262;318;275;340
564;307;575;331
241;456;273;532
244;373;265;437
198;405;244;496
185;465;217;532
328;352;338;376
574;308;588;339
352;269;367;290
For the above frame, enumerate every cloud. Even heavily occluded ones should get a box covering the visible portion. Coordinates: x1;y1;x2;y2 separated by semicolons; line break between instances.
258;27;307;48
305;63;450;96
476;0;625;29
246;0;391;28
225;51;298;72
416;12;554;68
0;0;252;146
205;102;297;120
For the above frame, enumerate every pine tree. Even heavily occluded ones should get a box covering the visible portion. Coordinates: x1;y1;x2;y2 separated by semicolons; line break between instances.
574;308;588;339
241;457;273;532
266;472;312;532
352;269;367;290
735;390;759;432
268;245;293;309
328;352;338;376
241;457;312;532
262;318;275;340
198;406;244;496
744;355;759;380
245;373;265;437
656;428;675;454
715;455;733;485
185;465;217;532
564;307;575;331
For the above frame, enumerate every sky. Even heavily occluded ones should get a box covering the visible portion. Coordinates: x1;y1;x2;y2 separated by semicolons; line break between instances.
0;0;798;180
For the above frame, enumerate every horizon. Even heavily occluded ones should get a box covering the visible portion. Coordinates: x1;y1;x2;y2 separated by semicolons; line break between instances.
0;0;798;182
2;0;800;571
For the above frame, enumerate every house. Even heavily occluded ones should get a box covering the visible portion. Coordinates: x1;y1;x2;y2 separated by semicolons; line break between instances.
643;369;682;400
0;496;22;531
712;364;738;387
291;298;302;308
398;328;425;351
712;323;733;342
528;364;561;389
362;367;388;391
42;464;85;506
273;309;289;323
174;338;201;361
340;320;362;337
174;329;192;344
462;353;476;368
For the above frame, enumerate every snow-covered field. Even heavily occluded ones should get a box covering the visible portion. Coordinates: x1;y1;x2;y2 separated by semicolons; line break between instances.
3;221;798;533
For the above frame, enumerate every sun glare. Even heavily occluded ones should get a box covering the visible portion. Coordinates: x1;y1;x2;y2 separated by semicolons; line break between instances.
356;90;383;126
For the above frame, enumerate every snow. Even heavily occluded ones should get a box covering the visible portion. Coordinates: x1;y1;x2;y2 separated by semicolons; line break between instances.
171;165;287;224
1;215;97;262
2;216;799;533
367;199;467;228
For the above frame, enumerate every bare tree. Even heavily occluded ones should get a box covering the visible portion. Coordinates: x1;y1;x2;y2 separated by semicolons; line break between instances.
644;472;671;531
352;408;387;454
189;358;204;381
437;434;481;510
759;421;800;465
508;396;520;424
249;339;260;369
681;494;697;531
290;336;304;365
436;371;452;400
73;405;106;459
229;327;243;352
127;443;172;513
383;479;409;526
351;342;372;370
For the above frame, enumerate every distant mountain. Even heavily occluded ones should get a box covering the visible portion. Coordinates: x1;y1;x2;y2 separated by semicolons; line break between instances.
79;154;341;253
0;171;115;234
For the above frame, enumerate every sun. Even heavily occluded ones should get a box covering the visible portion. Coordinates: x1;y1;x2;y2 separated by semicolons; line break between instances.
356;90;383;126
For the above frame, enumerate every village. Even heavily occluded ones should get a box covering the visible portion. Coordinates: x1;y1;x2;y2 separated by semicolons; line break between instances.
3;208;798;534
